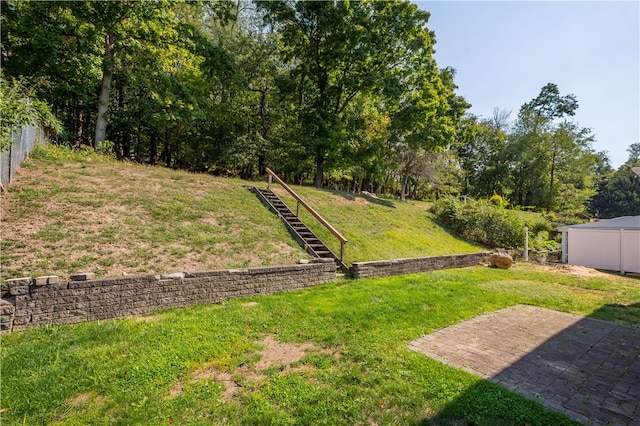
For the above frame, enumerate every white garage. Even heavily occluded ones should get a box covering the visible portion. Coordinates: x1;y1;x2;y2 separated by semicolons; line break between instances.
558;216;640;274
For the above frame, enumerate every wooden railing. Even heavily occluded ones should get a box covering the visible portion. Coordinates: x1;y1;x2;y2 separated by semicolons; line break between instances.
265;168;347;262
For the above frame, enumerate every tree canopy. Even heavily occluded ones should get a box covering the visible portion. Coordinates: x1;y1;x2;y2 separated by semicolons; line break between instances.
1;1;630;217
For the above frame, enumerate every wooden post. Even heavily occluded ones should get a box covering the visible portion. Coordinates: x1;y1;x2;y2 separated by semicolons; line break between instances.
524;226;529;261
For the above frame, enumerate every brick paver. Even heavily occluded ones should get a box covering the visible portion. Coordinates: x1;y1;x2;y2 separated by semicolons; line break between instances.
409;305;640;425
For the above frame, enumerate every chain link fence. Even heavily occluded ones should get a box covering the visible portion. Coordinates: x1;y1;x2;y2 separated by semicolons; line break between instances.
0;124;38;190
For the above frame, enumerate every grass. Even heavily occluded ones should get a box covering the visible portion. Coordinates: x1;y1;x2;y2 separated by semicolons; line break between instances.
6;146;636;424
0;146;307;280
2;262;638;425
271;185;483;264
0;145;480;280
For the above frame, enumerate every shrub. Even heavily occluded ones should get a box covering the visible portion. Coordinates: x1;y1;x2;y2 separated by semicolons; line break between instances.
0;74;62;151
30;143;115;164
489;194;507;208
433;196;525;248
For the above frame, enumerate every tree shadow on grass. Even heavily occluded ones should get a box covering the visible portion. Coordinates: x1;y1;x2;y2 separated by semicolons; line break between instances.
321;188;397;208
417;303;640;426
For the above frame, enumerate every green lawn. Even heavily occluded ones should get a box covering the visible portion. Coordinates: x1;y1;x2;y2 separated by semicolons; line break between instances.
2;263;638;425
271;185;483;264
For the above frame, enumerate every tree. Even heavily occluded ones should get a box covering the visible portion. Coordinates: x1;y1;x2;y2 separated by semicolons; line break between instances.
590;143;640;218
590;166;640;218
627;142;640;164
387;65;469;200
2;0;468;188
1;1;102;146
66;1;185;149
455;114;509;198
521;82;578;120
507;83;598;212
259;0;460;188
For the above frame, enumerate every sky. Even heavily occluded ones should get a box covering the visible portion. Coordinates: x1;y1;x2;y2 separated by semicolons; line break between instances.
416;1;640;169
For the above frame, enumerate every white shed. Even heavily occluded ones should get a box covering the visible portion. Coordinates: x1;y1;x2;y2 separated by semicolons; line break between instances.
558;216;640;274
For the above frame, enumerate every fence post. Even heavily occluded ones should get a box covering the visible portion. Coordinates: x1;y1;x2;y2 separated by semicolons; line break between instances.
524;226;529;261
7;134;14;186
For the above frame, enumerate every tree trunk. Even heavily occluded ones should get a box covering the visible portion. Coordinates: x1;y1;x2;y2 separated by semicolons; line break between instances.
149;132;157;165
75;102;84;148
314;155;325;188
400;172;409;202
94;31;115;149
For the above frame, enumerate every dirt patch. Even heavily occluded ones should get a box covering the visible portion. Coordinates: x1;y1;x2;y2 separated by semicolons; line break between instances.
68;392;106;407
518;262;613;279
242;302;258;307
134;314;163;323
554;264;613;278
169;335;338;402
69;393;93;405
254;335;315;371
167;380;183;398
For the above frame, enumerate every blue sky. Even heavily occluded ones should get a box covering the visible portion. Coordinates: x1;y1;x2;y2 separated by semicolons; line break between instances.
417;1;639;168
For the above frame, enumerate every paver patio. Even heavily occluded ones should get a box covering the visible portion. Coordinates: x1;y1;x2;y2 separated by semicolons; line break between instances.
409;305;640;425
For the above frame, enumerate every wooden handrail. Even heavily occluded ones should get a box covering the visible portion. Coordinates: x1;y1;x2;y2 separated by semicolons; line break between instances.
265;168;347;261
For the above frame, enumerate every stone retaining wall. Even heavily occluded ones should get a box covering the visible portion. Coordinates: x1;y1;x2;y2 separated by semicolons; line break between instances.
351;252;491;279
1;259;335;332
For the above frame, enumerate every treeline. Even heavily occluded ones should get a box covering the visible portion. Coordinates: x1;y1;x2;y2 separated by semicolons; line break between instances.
2;0;638;216
1;0;465;197
453;85;640;217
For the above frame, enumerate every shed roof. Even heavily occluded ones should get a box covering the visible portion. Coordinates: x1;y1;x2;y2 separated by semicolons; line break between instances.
558;216;640;231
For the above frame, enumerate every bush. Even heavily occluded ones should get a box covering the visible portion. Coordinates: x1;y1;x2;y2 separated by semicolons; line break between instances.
433;196;525;248
30;143;115;164
489;194;507;208
0;74;62;151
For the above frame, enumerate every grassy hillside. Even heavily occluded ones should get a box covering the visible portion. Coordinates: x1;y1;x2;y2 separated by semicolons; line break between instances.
0;146;480;280
271;186;483;264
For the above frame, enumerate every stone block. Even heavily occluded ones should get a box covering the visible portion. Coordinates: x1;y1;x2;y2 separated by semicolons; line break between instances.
159;272;185;280
33;275;60;285
70;272;96;281
1;299;15;313
4;277;32;288
9;286;30;296
12;315;31;325
71;272;97;282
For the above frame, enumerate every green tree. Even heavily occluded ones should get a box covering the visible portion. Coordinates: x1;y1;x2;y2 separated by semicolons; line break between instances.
388;65;469;200
627;142;640;163
259;0;460;188
521;82;578;119
507;83;598;212
1;1;102;145
455;113;510;199
590;144;640;218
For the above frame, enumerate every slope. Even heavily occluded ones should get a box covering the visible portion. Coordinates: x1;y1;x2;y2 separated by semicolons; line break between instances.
0;146;481;280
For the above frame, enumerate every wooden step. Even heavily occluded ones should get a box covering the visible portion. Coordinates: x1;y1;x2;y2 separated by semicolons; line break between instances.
253;185;344;268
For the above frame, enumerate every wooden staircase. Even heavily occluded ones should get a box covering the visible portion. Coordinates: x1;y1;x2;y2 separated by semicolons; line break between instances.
252;186;349;272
